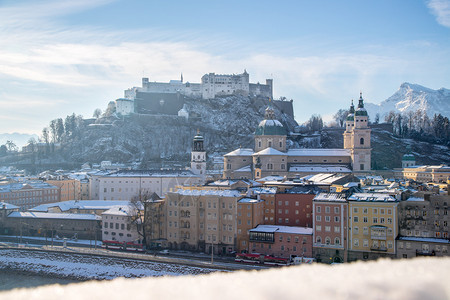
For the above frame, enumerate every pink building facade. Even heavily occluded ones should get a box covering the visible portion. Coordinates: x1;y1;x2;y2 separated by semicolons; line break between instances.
249;224;313;258
313;193;348;263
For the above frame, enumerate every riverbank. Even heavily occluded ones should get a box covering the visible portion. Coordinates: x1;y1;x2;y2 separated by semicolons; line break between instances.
0;248;223;281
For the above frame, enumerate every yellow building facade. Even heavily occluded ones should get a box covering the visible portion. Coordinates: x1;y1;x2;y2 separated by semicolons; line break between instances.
347;193;399;260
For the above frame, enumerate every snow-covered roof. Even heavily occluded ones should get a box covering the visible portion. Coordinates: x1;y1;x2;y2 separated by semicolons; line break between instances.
8;211;101;221
238;198;263;203
30;200;132;212
102;170;198;178
0;181;58;193
172;189;241;197
253;147;285;156
348;193;397;202
404;196;425;202
102;205;137;216
250;225;313;235
289;165;352;173
224;148;254;157
251;187;277;194
304;173;347;184
0;202;19;210
314;193;348;202
398;237;450;244
234;165;252;172
287;149;351;157
257;175;285;182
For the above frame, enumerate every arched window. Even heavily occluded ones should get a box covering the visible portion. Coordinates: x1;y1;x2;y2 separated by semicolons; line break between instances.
335;237;340;245
325;237;331;245
360;137;364;145
316;236;322;243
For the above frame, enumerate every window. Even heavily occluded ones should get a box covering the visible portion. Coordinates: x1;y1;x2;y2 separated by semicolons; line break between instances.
354;216;359;222
373;217;378;224
363;227;368;235
334;226;340;233
325;206;330;213
325;237;331;245
360;137;364;145
325;226;331;232
354;239;359;247
325;216;331;222
363;216;368;223
121;224;124;230
334;216;340;222
354;226;359;234
316;225;322;231
316;215;321;221
316;206;321;213
334;207;339;214
363;239;368;247
316;236;322;243
353;207;358;213
335;237;340;245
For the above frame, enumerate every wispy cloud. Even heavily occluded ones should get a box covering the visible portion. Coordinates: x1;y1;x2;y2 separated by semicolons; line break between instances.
427;0;450;28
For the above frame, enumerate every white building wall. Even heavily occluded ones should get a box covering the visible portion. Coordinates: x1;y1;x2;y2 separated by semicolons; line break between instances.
98;175;204;200
102;213;140;243
115;98;134;115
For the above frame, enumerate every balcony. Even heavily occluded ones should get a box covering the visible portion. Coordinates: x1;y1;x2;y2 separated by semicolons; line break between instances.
370;246;387;252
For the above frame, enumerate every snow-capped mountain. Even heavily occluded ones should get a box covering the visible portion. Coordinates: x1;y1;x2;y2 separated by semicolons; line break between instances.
365;83;450;120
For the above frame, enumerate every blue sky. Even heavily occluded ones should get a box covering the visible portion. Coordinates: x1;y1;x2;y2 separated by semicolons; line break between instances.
0;0;449;136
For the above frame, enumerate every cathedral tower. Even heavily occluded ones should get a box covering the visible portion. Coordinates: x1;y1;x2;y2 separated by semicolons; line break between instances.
350;93;371;172
343;100;355;149
191;130;206;179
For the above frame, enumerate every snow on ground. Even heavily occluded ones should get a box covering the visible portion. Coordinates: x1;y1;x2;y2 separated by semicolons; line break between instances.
2;257;450;300
0;249;221;280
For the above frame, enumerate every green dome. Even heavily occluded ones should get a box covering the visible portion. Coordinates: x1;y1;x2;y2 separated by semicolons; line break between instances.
402;154;415;161
346;113;354;121
355;108;368;116
255;119;287;135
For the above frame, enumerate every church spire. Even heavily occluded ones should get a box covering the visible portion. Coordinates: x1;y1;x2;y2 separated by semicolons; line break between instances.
349;99;355;114
181;73;183;83
358;92;364;108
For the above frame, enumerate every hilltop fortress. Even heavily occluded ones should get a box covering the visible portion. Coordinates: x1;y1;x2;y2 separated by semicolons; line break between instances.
115;71;292;117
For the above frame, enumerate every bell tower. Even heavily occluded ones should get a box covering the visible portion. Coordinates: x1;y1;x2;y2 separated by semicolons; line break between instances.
190;130;206;180
350;93;371;172
343;100;355;149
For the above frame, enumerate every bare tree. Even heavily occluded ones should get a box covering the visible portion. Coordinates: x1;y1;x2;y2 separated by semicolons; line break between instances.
333;109;349;128
93;108;102;119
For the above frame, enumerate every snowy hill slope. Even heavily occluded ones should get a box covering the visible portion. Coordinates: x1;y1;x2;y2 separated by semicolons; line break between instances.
365;83;450;120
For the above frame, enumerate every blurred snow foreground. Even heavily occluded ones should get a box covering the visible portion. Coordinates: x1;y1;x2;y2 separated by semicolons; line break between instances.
3;257;450;300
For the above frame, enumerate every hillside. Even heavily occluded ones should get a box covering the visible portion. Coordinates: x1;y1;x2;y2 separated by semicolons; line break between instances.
365;82;450;120
3;95;297;170
322;125;450;169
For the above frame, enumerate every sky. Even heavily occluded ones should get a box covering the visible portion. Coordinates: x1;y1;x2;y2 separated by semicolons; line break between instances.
0;0;449;136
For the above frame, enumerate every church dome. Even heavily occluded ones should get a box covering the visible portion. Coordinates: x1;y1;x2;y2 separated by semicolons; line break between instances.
402;154;415;161
193;133;204;142
255;106;287;136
